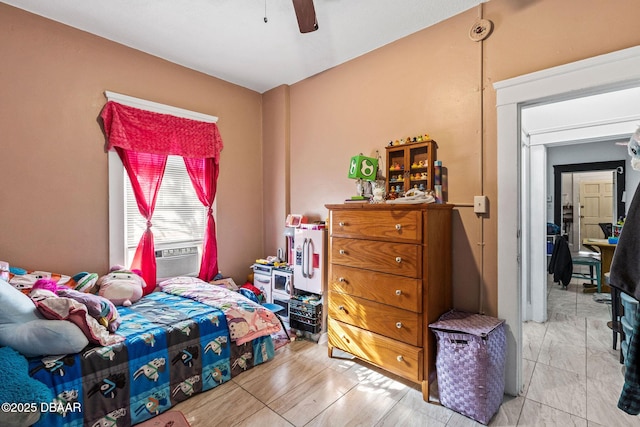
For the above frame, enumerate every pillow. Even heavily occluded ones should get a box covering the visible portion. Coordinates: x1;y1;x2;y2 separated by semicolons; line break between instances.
8;269;71;294
0;346;53;427
0;279;89;357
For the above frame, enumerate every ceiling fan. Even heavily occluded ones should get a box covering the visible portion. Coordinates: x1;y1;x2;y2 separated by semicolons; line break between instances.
263;0;318;33
292;0;319;33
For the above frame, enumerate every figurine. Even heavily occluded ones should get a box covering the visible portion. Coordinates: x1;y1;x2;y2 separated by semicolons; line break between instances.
418;160;424;167
411;162;419;169
371;185;385;204
417;135;423;142
399;138;406;145
421;172;428;179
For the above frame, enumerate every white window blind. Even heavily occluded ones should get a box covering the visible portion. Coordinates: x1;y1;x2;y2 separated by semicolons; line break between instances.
125;155;207;251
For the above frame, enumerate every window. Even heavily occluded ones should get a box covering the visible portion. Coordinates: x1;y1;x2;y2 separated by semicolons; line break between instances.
125;155;208;263
108;152;216;270
104;91;220;279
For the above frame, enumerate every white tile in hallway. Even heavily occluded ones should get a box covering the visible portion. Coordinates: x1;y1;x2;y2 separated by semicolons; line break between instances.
527;362;587;418
522;321;546;361
586;377;640;427
517;399;587;426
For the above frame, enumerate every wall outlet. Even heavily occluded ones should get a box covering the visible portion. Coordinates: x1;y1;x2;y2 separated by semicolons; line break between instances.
474;195;488;214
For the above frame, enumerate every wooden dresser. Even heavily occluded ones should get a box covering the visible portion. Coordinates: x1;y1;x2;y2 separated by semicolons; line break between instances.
324;203;452;401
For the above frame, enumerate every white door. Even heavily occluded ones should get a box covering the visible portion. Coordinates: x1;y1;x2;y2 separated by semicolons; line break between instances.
579;180;613;250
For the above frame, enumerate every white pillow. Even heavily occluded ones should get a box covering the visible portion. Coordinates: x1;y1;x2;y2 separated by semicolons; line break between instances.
0;279;88;357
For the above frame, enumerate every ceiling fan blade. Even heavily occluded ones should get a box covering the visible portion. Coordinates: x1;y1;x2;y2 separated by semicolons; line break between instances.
292;0;319;33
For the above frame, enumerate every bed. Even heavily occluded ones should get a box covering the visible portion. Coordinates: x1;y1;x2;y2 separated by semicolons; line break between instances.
25;277;281;427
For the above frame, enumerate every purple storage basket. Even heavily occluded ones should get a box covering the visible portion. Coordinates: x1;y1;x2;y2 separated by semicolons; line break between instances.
429;310;506;425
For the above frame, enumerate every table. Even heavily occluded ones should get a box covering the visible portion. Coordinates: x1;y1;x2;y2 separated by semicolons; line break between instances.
582;238;617;293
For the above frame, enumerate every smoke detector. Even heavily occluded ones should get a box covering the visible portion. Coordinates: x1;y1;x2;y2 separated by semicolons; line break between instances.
469;18;493;42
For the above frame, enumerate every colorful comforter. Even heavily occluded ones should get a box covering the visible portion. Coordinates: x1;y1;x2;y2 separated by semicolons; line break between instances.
28;291;275;427
159;277;282;345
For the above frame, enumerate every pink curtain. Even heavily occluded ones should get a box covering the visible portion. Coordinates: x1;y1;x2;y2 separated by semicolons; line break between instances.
101;101;223;289
184;157;220;281
101;101;223;159
116;148;167;295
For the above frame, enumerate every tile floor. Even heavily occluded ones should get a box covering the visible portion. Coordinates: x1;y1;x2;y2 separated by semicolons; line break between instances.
173;276;639;426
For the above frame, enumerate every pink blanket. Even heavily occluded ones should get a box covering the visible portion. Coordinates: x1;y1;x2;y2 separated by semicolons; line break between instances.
158;277;281;345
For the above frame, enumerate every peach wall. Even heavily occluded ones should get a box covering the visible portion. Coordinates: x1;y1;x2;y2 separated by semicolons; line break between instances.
0;4;264;284
4;0;640;313
262;85;290;259
264;0;640;316
287;9;486;313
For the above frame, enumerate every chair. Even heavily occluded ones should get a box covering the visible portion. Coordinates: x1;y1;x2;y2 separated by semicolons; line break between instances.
599;222;613;238
571;255;602;293
238;288;291;341
605;273;624;357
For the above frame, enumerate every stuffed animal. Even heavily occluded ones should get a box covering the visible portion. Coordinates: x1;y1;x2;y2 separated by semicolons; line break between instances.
31;279;121;332
69;271;99;293
28;278;59;301
96;267;146;307
628;126;640;171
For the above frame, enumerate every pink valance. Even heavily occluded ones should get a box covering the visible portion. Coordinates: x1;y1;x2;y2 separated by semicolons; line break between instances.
100;101;223;160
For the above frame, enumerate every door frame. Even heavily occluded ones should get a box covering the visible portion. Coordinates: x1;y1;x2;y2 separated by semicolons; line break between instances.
553;161;625;230
495;45;640;396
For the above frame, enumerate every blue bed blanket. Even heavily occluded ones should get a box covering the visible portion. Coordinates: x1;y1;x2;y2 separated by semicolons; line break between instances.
28;291;275;427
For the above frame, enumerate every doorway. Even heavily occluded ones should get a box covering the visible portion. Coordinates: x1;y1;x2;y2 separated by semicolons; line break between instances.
553;161;625;252
495;45;640;396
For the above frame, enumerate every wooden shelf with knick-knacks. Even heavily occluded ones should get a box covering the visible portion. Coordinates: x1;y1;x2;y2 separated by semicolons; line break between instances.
385;138;436;197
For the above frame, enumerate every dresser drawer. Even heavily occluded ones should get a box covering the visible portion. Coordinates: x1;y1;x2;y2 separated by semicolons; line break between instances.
331;210;421;243
328;318;423;383
329;291;421;346
329;265;421;312
331;237;421;278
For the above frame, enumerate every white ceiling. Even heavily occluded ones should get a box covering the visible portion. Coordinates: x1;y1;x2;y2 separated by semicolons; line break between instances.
522;87;640;146
2;0;486;93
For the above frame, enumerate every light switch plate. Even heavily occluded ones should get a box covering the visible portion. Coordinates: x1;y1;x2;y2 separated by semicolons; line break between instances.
474;195;488;214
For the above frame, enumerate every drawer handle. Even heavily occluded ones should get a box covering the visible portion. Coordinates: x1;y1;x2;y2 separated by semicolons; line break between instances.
397;355;404;362
395;289;402;296
396;322;403;329
395;256;402;263
338;305;345;311
341;335;350;343
338;221;346;227
338;277;346;282
339;249;346;255
395;224;402;230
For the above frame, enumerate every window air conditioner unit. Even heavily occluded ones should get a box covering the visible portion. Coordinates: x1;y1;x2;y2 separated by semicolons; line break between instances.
155;245;199;281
